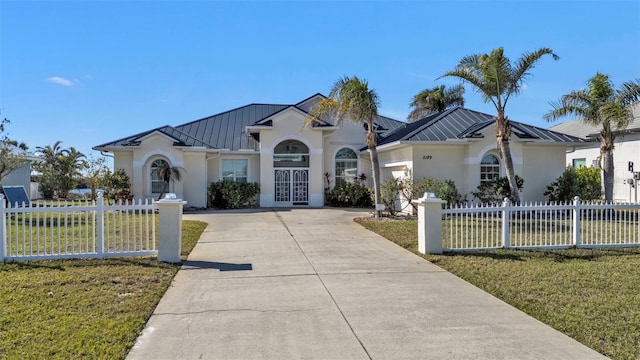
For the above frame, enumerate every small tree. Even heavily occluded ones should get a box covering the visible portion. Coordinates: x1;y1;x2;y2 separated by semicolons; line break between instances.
103;169;131;204
83;155;108;201
155;162;183;200
472;175;524;204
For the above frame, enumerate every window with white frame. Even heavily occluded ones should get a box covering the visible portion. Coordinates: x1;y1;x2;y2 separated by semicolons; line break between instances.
150;159;169;194
335;148;358;186
480;154;500;183
222;159;248;183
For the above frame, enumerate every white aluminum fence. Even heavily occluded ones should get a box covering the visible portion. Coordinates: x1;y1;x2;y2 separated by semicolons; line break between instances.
442;197;640;251
0;194;157;262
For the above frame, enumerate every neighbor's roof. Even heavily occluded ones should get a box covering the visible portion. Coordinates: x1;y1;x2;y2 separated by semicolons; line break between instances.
376;107;587;147
94;94;405;151
547;103;640;139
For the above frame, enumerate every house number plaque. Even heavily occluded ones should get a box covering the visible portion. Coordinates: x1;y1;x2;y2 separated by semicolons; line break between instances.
422;155;433;160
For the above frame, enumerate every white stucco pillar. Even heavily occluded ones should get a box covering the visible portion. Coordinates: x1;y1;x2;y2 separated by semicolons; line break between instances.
157;197;187;263
412;193;446;254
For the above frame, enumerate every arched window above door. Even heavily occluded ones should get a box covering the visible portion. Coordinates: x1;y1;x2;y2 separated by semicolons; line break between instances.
273;140;309;167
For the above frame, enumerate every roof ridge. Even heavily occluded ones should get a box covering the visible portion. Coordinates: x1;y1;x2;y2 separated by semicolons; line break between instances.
93;125;173;149
175;102;289;128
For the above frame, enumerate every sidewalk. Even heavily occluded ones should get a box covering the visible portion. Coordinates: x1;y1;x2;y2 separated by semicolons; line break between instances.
127;208;606;360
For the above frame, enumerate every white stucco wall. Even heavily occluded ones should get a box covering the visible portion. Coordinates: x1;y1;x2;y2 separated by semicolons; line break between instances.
183;151;207;208
522;145;568;202
566;133;640;202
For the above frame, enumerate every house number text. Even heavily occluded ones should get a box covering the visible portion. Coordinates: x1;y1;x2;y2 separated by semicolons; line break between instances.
422;155;433;160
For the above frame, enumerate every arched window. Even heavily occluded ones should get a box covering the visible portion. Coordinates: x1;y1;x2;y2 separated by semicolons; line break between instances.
150;159;169;194
273;140;309;167
480;154;500;183
335;148;358;186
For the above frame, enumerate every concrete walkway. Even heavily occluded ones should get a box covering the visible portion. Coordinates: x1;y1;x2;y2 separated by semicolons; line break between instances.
127;208;606;360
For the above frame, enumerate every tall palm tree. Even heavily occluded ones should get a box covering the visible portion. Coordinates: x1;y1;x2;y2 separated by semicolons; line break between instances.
441;47;559;203
156;161;183;200
544;73;640;203
306;76;383;217
407;84;465;122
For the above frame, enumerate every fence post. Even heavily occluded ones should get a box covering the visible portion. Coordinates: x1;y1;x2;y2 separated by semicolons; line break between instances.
0;194;5;262
96;192;104;258
502;198;511;249
412;193;446;254
573;196;581;247
157;198;187;263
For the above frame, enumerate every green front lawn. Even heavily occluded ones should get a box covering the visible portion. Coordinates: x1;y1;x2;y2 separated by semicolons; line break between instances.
0;220;208;360
356;218;640;360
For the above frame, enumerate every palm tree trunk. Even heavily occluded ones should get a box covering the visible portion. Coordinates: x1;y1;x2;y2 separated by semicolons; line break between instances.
602;149;614;203
158;182;168;201
498;138;521;204
369;147;382;218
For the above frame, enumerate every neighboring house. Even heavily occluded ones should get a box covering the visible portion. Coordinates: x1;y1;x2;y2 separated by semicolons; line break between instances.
93;94;586;208
1;153;39;200
549;103;640;203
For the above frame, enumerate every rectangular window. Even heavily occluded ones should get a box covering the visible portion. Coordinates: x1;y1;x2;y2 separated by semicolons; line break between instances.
222;159;248;183
572;158;587;168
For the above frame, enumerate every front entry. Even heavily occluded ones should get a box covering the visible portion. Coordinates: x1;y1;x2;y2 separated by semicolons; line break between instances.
274;169;309;206
273;139;310;207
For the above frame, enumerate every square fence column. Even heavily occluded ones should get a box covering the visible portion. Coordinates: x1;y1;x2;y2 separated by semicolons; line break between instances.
157;198;187;263
412;193;446;254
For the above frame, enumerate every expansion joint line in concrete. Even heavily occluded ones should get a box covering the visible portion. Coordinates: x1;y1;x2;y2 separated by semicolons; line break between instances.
272;210;373;360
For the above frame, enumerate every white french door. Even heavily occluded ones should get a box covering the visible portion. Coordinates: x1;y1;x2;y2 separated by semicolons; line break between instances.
274;168;308;206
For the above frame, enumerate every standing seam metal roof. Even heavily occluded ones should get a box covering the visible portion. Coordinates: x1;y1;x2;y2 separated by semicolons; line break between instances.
94;95;407;151
377;107;587;146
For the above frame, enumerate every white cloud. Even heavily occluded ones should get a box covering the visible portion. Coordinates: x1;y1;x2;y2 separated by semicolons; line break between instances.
46;76;74;86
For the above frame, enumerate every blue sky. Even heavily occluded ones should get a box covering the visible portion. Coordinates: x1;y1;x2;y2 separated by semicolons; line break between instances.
1;1;639;159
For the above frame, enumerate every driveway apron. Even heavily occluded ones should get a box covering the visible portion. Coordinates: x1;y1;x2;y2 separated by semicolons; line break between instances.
126;208;606;360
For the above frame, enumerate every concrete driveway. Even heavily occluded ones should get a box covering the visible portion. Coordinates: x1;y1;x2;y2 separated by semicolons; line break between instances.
127;208;606;360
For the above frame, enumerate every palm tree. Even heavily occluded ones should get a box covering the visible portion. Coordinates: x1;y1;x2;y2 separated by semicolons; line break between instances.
441;47;559;203
306;76;383;218
156;161;183;200
35;140;65;167
544;73;640;203
407;84;465;122
57;147;86;198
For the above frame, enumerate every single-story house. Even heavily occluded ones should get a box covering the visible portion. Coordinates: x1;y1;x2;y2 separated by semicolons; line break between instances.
548;103;640;203
93;94;586;208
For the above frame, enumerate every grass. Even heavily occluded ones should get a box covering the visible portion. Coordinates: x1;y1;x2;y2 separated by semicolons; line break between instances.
356;218;640;360
0;219;208;360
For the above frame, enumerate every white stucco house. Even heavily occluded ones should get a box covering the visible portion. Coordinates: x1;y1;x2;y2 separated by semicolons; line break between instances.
93;94;585;208
549;103;640;203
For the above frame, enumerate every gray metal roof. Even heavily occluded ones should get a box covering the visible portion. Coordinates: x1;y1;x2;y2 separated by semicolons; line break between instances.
94;95;406;151
548;103;640;139
377;107;587;146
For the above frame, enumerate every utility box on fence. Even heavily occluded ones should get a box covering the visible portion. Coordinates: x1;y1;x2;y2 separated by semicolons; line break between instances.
412;193;446;254
157;197;187;263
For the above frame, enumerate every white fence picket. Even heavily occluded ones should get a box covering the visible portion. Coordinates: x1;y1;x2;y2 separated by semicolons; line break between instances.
442;198;640;252
0;194;158;262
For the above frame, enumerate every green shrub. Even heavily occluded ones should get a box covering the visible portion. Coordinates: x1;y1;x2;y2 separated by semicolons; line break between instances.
381;178;405;215
472;175;524;204
381;177;463;214
544;166;601;202
328;182;373;208
208;180;260;209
